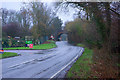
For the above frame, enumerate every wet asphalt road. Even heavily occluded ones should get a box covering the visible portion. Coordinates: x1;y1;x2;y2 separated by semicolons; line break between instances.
2;41;84;78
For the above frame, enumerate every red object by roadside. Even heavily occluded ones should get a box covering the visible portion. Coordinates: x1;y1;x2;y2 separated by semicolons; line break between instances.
0;49;4;54
29;44;33;48
50;35;54;39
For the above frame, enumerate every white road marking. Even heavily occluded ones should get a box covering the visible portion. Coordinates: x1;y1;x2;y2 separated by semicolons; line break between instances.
8;59;36;68
50;48;84;79
8;53;55;68
8;48;84;78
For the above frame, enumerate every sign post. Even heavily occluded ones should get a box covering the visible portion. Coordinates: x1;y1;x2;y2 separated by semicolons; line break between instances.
26;41;32;44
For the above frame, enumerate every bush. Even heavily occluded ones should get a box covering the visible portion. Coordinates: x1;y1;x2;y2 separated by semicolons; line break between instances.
2;38;9;48
2;38;26;48
65;18;103;48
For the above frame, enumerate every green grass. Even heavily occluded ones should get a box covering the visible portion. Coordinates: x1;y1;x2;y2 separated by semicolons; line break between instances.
3;42;56;50
0;52;18;59
77;43;86;48
67;44;93;78
47;40;55;43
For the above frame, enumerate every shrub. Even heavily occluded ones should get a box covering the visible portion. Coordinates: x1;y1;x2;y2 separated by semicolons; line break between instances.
65;18;102;48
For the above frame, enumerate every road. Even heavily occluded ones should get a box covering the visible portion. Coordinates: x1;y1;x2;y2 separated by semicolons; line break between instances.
2;41;84;78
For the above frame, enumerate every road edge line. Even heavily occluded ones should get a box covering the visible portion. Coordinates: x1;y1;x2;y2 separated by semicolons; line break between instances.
50;48;84;79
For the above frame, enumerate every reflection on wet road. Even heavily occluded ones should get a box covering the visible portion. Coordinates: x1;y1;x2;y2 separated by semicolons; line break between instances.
2;41;84;78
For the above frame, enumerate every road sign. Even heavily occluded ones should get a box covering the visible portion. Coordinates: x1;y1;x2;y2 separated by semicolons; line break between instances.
0;49;4;54
50;35;54;39
29;44;33;48
26;41;32;44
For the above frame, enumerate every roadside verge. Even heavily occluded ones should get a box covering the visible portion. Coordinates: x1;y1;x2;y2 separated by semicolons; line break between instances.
0;52;18;59
66;44;93;78
3;40;57;50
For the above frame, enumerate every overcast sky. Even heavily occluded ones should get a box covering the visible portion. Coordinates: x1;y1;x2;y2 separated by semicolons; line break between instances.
1;2;78;26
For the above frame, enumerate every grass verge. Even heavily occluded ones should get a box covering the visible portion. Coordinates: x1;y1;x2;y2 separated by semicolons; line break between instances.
3;40;56;50
0;52;18;59
66;43;93;78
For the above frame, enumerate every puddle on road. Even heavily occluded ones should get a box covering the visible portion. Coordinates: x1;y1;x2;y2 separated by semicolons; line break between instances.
34;53;44;54
34;49;57;55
